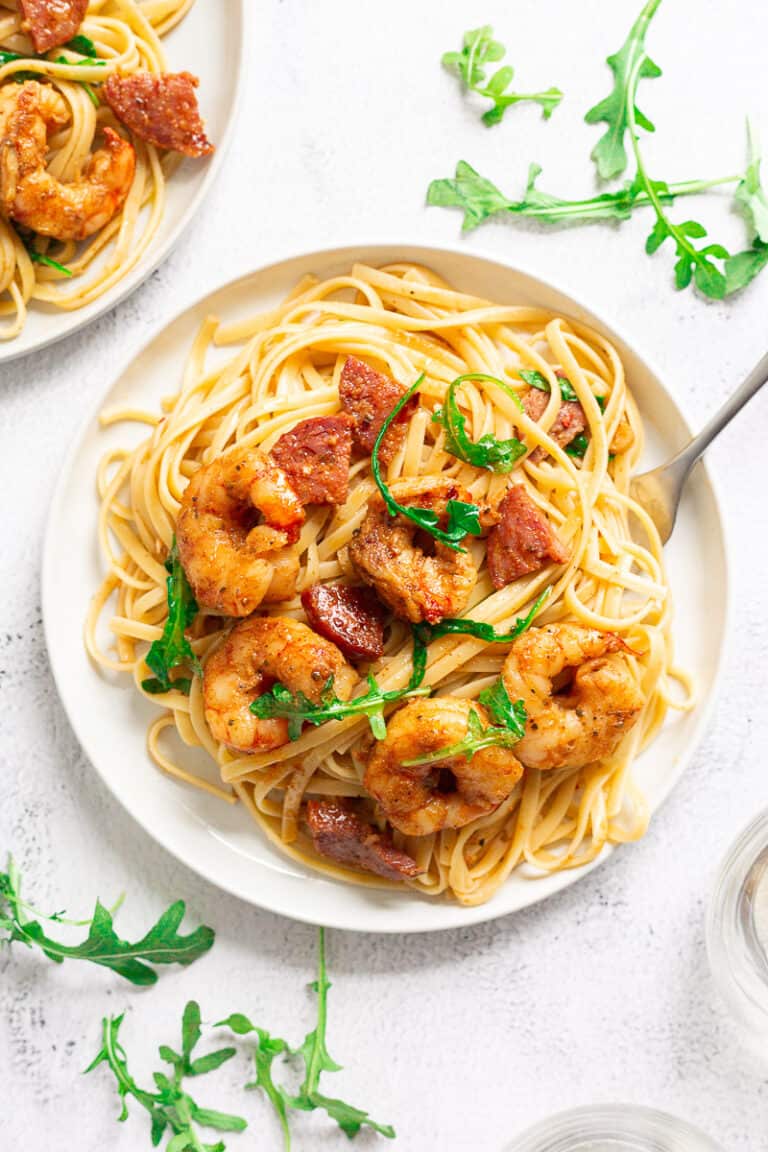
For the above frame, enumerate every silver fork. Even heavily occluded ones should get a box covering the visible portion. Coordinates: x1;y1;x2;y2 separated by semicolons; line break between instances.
630;349;768;542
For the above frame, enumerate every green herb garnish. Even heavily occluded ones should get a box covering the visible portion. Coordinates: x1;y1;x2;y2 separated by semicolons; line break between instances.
218;928;394;1150
442;25;562;124
88;1001;246;1149
430;1;766;298
725;123;768;294
416;587;550;648
431;373;526;473
24;244;72;276
587;0;728;297
0;855;214;986
428;160;739;234
65;34;100;57
251;630;430;740
565;433;590;459
142;538;202;696
403;688;527;768
372;375;482;552
583;0;662;181
518;368;579;403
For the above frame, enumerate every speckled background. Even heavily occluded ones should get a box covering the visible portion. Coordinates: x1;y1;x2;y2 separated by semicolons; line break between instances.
2;2;767;1148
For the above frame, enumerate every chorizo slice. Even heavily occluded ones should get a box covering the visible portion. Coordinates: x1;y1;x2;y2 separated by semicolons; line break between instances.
271;414;353;506
301;583;386;662
486;485;569;589
305;799;422;881
19;0;88;54
339;356;417;466
522;381;587;460
104;71;214;158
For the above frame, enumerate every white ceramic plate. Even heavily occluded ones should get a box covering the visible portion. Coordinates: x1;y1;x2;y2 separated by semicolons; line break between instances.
0;0;244;364
42;244;729;933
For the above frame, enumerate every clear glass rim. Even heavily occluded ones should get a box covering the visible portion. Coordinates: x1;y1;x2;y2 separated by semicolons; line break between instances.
706;805;768;1033
506;1104;726;1151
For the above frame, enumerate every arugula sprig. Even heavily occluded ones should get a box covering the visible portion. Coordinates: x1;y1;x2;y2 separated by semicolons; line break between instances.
403;680;527;768
415;587;551;648
443;25;563;125
142;538;202;696
88;1001;246;1151
431;373;526;473
218;929;394;1151
725;123;768;294
431;2;767;298
372;375;482;552
251;630;430;741
519;368;579;403
584;0;663;180
0;855;214;986
428;160;739;234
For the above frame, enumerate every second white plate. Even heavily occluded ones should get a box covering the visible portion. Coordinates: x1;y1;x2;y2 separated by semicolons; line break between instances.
0;0;244;363
42;244;728;933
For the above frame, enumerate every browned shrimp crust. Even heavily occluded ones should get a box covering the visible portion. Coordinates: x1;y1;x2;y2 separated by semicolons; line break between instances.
177;447;305;617
349;476;477;624
502;623;644;771
203;616;358;753
0;82;135;241
365;697;523;837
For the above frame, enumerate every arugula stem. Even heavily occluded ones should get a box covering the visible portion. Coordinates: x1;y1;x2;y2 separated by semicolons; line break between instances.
305;927;329;1097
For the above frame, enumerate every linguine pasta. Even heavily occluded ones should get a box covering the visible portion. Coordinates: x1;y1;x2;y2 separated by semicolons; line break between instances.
87;262;694;906
0;0;196;341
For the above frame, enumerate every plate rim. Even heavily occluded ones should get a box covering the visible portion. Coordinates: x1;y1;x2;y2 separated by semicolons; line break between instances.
41;241;732;933
0;0;247;366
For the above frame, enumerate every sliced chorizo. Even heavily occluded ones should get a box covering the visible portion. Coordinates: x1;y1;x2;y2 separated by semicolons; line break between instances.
522;381;587;459
305;798;422;881
339;356;417;465
104;71;214;158
19;0;88;54
271;414;353;506
301;583;386;662
486;484;569;589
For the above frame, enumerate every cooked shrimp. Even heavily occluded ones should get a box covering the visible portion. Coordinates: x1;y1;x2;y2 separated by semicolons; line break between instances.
502;623;644;771
177;447;306;616
349;476;477;624
203;615;358;753
0;81;135;241
364;697;523;836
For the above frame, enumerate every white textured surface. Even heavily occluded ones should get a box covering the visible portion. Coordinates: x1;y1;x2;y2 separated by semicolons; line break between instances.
1;2;767;1148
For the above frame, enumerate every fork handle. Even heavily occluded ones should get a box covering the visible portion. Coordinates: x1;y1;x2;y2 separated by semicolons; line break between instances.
673;348;768;477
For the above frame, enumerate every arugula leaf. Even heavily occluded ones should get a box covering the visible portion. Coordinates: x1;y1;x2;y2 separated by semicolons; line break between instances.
0;855;214;986
251;630;430;740
642;206;729;297
372;376;482;552
443;25;563;124
733;123;768;243
519;368;579;403
478;677;527;733
565;433;590;458
427;160;732;233
416;587;551;648
218;928;394;1151
725;241;768;295
88;1004;246;1151
402;696;527;768
584;0;663;179
725;125;768;294
432;373;526;473
142;538;202;695
65;34;100;57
